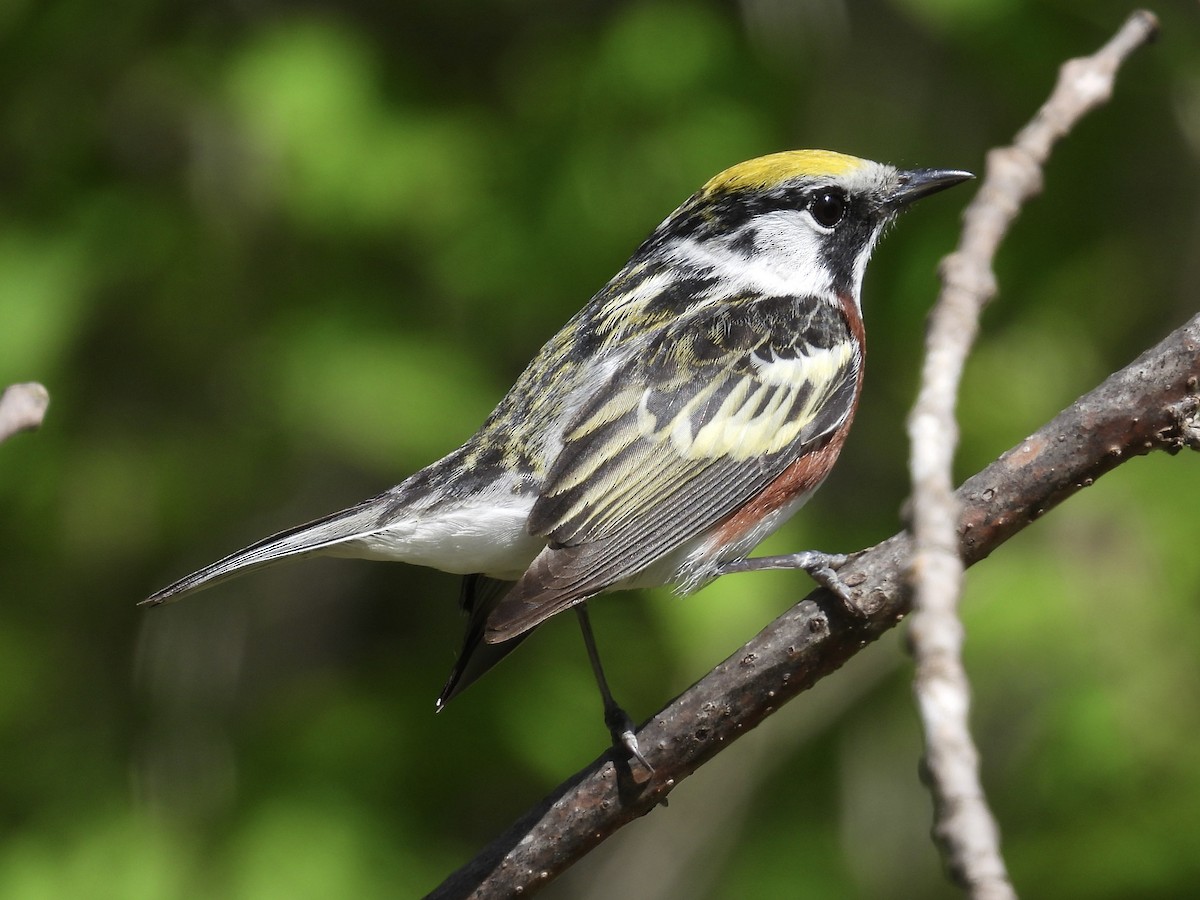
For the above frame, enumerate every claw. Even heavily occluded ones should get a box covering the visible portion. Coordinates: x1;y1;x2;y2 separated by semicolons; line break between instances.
605;703;654;773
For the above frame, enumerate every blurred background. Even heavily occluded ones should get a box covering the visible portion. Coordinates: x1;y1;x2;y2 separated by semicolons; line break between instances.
2;0;1200;897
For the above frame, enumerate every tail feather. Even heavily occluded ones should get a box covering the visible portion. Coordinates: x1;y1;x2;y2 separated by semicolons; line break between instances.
483;545;599;643
141;495;391;606
436;574;530;708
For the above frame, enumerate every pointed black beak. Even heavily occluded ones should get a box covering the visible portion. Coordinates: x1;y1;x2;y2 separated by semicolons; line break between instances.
890;168;974;208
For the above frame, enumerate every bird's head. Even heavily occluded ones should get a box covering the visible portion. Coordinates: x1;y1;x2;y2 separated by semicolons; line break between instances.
645;150;973;302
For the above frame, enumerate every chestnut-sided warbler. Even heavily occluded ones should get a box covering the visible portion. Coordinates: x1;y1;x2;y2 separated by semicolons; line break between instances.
145;150;971;769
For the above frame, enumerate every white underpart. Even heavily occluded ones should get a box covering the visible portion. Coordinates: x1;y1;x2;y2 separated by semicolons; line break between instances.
341;494;542;580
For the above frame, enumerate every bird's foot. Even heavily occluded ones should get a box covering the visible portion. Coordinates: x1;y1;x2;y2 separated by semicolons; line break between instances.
717;551;862;616
604;702;653;773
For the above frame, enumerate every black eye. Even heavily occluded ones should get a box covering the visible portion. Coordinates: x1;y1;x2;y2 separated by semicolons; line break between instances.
809;190;846;228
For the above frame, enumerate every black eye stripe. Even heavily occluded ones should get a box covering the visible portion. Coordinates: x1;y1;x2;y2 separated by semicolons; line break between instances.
808;189;847;228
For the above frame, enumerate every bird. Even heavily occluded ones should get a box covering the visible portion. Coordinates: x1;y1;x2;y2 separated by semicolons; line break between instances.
144;149;972;770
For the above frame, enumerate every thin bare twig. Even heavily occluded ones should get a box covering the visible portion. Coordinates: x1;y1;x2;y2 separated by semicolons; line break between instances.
905;11;1159;897
429;311;1199;899
0;382;50;444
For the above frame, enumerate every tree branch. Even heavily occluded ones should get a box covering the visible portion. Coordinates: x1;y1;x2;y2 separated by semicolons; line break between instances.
0;382;50;444
428;313;1200;899
905;11;1159;897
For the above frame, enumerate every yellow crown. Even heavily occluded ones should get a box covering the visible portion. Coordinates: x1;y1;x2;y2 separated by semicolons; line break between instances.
702;150;868;196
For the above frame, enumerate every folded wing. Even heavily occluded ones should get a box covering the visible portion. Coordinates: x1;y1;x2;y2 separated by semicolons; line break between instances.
486;292;861;641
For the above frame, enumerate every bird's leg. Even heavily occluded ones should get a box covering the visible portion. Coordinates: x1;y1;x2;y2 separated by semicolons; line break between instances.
717;551;859;614
574;603;653;772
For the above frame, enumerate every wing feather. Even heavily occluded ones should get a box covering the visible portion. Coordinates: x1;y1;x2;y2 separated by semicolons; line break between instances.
488;292;861;640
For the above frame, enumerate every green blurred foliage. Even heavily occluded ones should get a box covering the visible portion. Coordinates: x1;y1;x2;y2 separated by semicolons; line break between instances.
1;0;1199;896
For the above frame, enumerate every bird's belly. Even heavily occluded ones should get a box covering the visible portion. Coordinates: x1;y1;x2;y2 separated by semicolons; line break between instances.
335;500;544;581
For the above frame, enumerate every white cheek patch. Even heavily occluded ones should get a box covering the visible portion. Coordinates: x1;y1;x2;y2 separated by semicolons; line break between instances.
670;213;835;300
734;211;834;297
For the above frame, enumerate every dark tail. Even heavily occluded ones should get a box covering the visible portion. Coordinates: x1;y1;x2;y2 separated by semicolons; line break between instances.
142;495;393;606
436;574;531;708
